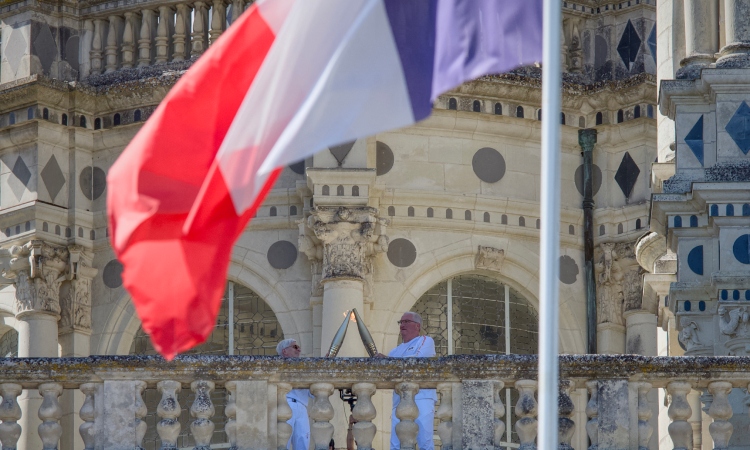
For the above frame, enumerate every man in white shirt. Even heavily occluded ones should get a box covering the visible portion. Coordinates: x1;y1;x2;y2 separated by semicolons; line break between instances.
278;338;312;450
376;312;437;450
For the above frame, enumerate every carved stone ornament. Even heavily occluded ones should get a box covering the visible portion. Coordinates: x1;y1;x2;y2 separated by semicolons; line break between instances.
594;241;645;325
2;240;70;316
475;246;505;271
718;305;750;338
678;319;701;352
59;246;98;333
300;206;389;282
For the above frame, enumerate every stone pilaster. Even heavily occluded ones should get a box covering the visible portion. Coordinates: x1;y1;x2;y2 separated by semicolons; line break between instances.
301;206;388;356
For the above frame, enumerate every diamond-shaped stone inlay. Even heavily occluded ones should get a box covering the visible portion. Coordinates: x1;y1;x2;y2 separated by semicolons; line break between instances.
726;101;750;155
5;28;28;76
617;20;641;67
685;115;704;165
614;152;640;198
41;155;65;201
329;140;355;166
10;157;32;201
33;23;57;75
647;25;657;62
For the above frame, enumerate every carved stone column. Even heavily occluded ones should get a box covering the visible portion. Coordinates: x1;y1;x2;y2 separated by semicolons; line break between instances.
3;241;67;450
717;0;750;66
680;0;719;74
301;206;388;356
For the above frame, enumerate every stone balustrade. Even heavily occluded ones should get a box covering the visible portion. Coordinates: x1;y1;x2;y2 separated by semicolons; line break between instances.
0;354;748;449
79;0;251;79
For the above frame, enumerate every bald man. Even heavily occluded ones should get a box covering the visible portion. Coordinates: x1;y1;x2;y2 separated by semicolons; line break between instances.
277;339;312;450
376;312;437;450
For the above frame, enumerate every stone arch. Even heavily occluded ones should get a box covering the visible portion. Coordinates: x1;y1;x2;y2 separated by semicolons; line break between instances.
96;260;301;355
386;247;584;354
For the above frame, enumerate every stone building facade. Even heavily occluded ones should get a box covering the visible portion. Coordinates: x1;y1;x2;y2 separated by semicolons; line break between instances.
1;0;749;449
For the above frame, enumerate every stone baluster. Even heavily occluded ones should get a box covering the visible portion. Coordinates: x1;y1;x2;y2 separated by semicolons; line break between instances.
309;383;335;450
79;383;99;450
585;381;598;450
38;383;63;450
86;19;101;77
190;381;215;449
121;12;138;68
210;0;226;45
0;383;22;450
493;381;506;446
138;9;157;67
718;0;750;66
230;0;244;24
276;383;293;450
395;382;420;450
636;382;653;450
173;4;191;62
515;380;538;450
156;380;181;449
436;383;453;450
155;6;174;64
191;1;208;57
105;15;121;72
225;381;238;449
134;380;147;449
667;381;693;450
351;383;377;450
558;380;575;450
708;382;733;450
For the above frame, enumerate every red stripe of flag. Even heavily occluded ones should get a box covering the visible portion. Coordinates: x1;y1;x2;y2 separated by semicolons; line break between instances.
107;4;280;359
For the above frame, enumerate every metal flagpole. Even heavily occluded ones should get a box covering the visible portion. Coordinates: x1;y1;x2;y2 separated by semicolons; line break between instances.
538;0;562;449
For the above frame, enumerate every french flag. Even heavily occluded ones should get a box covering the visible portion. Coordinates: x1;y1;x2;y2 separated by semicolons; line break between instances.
108;0;543;359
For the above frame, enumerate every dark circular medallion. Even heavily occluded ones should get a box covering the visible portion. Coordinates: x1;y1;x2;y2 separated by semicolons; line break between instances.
267;241;298;269
103;260;124;289
387;238;417;268
472;148;506;183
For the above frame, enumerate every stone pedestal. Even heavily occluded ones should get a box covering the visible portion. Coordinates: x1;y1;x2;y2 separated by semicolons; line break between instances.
598;380;630;450
597;322;626;354
625;311;658;356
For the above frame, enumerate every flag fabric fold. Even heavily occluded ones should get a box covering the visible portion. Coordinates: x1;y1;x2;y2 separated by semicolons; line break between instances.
108;0;542;359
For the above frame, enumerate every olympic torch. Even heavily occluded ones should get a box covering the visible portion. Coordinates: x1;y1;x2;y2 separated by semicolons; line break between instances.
325;310;352;357
352;308;378;357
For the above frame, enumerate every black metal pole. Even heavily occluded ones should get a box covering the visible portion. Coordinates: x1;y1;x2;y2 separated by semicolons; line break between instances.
579;129;597;354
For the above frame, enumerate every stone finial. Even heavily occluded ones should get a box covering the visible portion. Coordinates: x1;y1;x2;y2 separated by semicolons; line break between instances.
156;380;182;449
395;382;420;450
475;246;505;271
309;383;335;450
3;240;69;317
190;380;215;450
351;383;377;450
0;383;22;450
275;383;293;450
578;129;597;153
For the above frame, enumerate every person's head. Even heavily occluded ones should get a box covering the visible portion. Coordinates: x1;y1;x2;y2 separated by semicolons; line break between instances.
398;312;422;342
277;338;301;357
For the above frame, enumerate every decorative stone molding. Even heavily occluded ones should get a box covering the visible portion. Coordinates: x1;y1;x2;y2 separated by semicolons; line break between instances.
678;320;701;353
59;246;98;334
594;241;644;326
2;240;69;317
300;206;388;283
475;246;505;271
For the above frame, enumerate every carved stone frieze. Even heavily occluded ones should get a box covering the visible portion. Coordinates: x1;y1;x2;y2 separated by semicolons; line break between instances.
475;246;505;271
59;246;98;333
299;206;388;284
2;240;69;317
678;319;701;353
594;241;645;326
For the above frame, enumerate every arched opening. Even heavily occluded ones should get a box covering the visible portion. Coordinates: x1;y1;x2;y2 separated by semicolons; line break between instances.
0;329;18;357
483;212;490;222
28;107;34;120
427;207;434;218
446;208;453;219
62;113;68;126
560;112;566;125
726;204;735;216
636;218;642;229
579;116;585;128
352;186;359;196
290;205;298;216
322;185;330;196
569;224;575;235
743;204;750;216
634;105;641;118
617;109;624;123
336;185;344;196
537;109;542;121
647;105;654;118
599;224;605;236
518;216;525;227
448;98;457;110
472;100;481;112
516;106;524;118
408;207;415;217
388;206;396;216
94;118;101;130
595;112;603;125
501;214;508;225
710;204;719;216
411;274;539;446
131;281;283;450
465;210;471;220
114;113;121;126
269;206;277;216
134;109;142;121
494;103;502;115
43;108;49;120
80;116;87;128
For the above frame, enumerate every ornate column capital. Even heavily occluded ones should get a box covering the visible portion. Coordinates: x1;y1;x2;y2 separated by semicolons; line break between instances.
594;241;645;326
300;206;388;283
2;240;69;318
